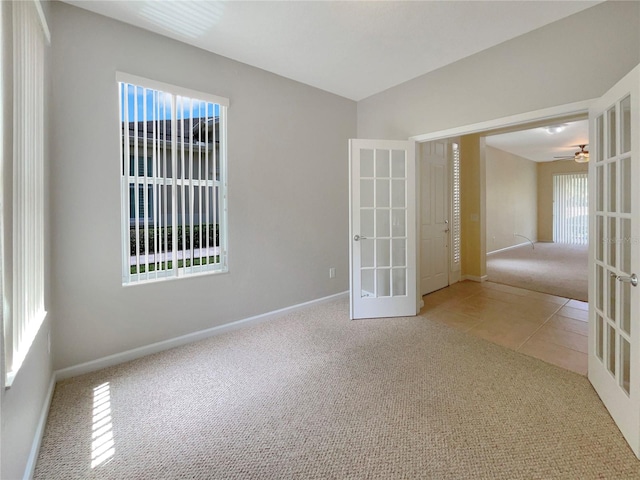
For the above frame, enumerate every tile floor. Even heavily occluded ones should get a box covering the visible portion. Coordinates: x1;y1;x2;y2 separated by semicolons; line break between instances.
420;281;588;375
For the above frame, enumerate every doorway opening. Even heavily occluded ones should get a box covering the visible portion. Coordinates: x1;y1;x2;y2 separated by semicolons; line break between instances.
412;102;588;300
482;118;589;302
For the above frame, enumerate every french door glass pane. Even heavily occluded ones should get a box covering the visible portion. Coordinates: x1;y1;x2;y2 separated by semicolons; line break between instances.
621;338;631;395
607;106;617;158
361;240;374;268
621;157;631;213
392;210;405;237
596;215;603;261
377;269;390;297
376;150;390;177
608;217;617;267
621;281;631;335
361;269;374;297
391;150;405;177
596;264;604;311
596;166;604;211
608;270;617;322
377;239;390;267
596;314;604;360
376;210;390;237
392;239;406;267
621;95;631;154
361;179;374;208
376;179;390;207
596;114;604;162
621;218;631;274
361;210;374;237
608;324;616;376
392;268;406;296
608;162;616;212
392;180;406;208
361;149;374;176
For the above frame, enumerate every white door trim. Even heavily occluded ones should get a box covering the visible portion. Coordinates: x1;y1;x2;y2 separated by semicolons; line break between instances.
409;99;594;143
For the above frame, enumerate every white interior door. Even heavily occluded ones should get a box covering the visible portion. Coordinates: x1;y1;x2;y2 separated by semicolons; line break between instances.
421;141;450;295
589;64;640;457
349;139;417;320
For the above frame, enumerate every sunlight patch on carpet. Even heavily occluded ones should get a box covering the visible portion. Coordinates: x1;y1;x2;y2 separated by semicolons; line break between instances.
91;382;114;468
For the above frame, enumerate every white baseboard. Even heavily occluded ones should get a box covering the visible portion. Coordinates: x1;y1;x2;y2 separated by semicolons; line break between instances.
487;241;535;256
462;274;488;283
23;374;56;480
55;290;349;381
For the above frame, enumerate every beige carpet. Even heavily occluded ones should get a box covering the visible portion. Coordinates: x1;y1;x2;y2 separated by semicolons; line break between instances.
35;297;639;479
486;242;588;302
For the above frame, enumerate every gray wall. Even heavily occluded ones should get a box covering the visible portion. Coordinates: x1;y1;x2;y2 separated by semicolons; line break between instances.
50;2;356;370
357;1;640;139
1;2;54;479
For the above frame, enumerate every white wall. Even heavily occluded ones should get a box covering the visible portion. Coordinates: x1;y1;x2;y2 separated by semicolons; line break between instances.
357;1;640;139
50;3;356;370
485;146;537;253
1;2;54;479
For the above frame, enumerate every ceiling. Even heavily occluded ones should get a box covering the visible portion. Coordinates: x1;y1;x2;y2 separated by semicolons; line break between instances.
63;0;601;101
485;119;589;163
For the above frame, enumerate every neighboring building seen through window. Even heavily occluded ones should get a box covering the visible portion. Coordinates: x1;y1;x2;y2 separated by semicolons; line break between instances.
118;74;228;285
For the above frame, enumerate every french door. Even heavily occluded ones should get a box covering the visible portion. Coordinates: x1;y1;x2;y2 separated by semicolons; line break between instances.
589;65;640;457
349;139;417;320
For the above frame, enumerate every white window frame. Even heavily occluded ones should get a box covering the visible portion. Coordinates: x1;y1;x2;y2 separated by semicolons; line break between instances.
117;73;229;285
4;0;50;387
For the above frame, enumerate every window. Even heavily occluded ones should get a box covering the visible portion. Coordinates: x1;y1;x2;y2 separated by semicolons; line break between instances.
4;0;50;386
553;173;588;244
118;74;228;285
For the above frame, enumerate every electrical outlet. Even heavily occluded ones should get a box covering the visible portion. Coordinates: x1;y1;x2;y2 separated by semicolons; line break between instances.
329;267;336;279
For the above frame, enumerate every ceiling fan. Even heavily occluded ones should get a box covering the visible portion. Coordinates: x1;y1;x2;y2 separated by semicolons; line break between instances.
554;144;589;163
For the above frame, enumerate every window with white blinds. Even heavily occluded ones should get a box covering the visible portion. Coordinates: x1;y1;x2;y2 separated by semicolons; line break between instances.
451;142;461;267
553;173;588;244
5;0;50;387
118;74;229;285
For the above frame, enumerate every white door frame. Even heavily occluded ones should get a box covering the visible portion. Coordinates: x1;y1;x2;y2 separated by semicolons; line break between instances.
410;99;594;144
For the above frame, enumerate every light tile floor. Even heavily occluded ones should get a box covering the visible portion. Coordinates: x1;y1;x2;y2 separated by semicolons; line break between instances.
420;281;588;375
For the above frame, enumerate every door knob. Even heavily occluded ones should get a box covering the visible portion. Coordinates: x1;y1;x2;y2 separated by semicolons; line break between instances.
354;235;368;241
611;272;638;287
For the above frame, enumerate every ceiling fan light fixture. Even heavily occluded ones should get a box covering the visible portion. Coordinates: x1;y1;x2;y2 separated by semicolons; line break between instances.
573;145;589;163
574;151;589;163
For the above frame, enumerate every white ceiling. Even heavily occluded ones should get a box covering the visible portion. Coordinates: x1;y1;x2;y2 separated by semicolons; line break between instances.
63;0;601;101
485;119;589;163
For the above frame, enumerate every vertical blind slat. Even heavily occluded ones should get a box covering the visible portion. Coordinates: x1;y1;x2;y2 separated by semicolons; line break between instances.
188;99;194;274
204;103;210;265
